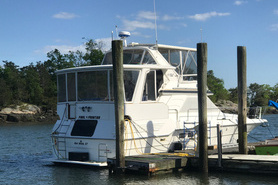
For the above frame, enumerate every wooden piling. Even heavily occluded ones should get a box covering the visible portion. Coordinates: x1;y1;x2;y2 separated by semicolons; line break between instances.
217;124;222;168
237;46;248;154
112;40;125;173
197;43;208;173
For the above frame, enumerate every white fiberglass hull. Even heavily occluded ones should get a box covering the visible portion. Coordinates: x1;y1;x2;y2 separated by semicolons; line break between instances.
51;118;263;166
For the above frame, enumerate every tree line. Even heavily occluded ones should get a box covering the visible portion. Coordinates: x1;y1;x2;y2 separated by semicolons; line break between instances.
0;39;277;112
207;70;278;106
0;39;104;111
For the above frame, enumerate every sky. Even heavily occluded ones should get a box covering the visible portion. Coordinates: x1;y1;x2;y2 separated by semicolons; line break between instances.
1;0;278;89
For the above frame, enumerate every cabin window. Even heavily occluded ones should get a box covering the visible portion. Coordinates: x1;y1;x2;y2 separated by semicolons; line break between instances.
142;70;163;101
142;52;156;64
159;49;181;65
123;50;143;64
102;49;156;65
143;71;155;100
108;70;139;102
183;51;197;80
109;70;114;101
71;120;98;137
124;71;139;101
67;73;76;101
77;71;108;101
158;48;197;80
158;49;181;73
102;52;112;65
57;74;66;102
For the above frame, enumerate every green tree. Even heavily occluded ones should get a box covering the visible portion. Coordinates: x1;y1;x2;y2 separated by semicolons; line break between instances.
207;70;229;102
1;61;26;104
82;39;104;65
0;66;12;108
270;83;278;102
228;87;238;103
21;63;43;105
45;49;75;76
248;83;272;106
35;61;57;111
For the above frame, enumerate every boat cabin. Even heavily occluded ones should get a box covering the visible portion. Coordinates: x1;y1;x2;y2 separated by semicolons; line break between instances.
56;44;198;106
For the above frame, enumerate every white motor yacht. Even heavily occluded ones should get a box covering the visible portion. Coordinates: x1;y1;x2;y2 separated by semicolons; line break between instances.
51;37;267;166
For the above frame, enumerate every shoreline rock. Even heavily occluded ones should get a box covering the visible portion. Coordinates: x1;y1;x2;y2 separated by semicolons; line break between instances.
215;100;278;115
0;103;58;124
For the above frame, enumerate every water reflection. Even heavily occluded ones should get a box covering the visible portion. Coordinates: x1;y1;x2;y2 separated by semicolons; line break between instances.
1;116;278;184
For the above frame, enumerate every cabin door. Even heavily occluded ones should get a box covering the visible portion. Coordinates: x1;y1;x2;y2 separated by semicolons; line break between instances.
67;103;76;119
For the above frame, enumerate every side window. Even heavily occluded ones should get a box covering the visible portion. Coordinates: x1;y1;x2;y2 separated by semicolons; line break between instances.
142;70;163;101
142;71;155;101
77;71;108;101
102;52;112;65
156;70;163;95
142;52;156;64
57;74;66;102
67;73;76;101
124;71;139;101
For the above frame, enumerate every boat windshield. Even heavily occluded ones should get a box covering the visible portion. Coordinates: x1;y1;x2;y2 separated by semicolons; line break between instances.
158;48;197;80
102;49;156;65
57;70;139;103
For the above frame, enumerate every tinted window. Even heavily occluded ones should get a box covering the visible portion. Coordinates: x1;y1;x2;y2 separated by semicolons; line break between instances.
142;70;163;101
67;73;76;101
124;71;139;101
57;74;66;102
101;50;144;65
142;52;156;64
143;71;155;101
78;71;108;101
71;120;98;137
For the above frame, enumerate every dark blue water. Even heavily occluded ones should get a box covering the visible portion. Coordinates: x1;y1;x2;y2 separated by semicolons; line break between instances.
248;114;278;143
0;115;278;185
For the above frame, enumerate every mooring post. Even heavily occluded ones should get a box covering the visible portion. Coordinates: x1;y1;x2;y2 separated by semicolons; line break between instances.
197;43;208;173
112;40;125;173
237;46;248;154
217;124;222;168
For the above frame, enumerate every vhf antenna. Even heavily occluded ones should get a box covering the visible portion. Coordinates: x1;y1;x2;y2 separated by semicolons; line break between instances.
154;0;158;46
115;25;118;39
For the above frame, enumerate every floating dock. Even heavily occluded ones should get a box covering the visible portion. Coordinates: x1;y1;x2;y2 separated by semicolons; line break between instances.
108;152;278;175
107;153;189;175
207;154;278;173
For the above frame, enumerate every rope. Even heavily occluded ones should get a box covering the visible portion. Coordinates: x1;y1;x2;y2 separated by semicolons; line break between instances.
124;118;170;154
247;134;262;142
124;119;143;154
266;125;275;138
129;119;170;151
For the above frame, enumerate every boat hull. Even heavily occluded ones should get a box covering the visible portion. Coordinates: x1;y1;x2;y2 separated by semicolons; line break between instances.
255;145;278;155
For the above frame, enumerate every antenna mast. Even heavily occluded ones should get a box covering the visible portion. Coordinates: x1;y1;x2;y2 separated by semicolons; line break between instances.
200;27;203;42
153;0;158;46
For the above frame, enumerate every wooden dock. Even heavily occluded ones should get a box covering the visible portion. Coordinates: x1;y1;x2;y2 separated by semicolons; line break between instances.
108;153;278;175
107;153;189;175
211;154;278;173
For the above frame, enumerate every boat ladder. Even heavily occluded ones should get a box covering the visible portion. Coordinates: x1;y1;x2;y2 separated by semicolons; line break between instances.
98;143;108;161
56;120;72;159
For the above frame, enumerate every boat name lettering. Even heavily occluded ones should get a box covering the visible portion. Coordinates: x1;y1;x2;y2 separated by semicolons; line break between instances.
74;140;88;146
78;116;100;119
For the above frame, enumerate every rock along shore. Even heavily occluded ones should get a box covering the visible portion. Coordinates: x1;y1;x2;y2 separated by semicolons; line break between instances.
0;103;58;124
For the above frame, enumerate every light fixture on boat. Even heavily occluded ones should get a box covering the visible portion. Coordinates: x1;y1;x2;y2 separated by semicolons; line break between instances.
119;31;130;47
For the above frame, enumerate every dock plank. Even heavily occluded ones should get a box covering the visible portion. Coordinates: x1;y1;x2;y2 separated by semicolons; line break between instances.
209;154;278;162
108;153;188;175
190;154;278;174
